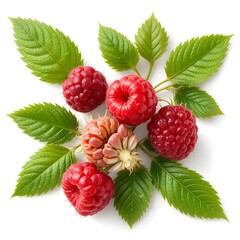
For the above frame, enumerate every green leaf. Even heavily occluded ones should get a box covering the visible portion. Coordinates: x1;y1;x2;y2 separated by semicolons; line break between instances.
8;103;79;144
150;155;227;220
12;145;77;197
174;86;223;118
11;18;83;84
98;25;139;71
135;13;168;62
114;166;153;227
165;35;231;86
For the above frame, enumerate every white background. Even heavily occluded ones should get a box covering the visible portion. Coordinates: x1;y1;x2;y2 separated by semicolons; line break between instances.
0;0;239;239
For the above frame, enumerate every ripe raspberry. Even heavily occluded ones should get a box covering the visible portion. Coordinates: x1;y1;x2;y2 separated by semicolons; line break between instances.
106;74;158;126
82;116;119;167
62;162;114;216
147;105;198;160
62;66;108;113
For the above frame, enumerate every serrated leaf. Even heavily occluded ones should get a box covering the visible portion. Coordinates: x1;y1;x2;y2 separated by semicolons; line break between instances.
150;155;227;220
8;103;79;144
98;25;139;71
12;145;77;197
11;18;83;84
174;86;223;118
135;13;168;62
114;166;153;227
165;35;231;86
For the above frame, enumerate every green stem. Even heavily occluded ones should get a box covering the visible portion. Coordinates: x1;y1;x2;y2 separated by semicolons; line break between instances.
167;87;177;94
138;142;156;162
130;126;137;132
99;165;112;174
75;131;82;137
155;84;175;93
137;137;147;147
145;61;154;80
71;143;81;152
132;66;141;76
158;98;173;105
154;78;170;89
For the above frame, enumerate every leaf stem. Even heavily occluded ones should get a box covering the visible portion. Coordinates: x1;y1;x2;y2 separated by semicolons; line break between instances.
138;142;156;162
71;143;82;152
155;84;175;93
167;87;177;94
137;137;147;146
99;165;112;174
153;78;170;89
145;61;154;80
74;131;82;137
158;98;173;105
130;126;137;132
132;66;141;76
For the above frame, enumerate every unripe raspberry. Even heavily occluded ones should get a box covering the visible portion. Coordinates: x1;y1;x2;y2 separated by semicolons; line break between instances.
62;162;114;216
103;124;140;172
147;105;198;160
63;66;108;113
106;74;158;126
82;116;119;167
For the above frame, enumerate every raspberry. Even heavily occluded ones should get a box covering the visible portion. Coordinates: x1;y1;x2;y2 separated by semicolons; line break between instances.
106;74;158;126
82;116;119;167
62;66;108;113
147;105;198;160
103;124;140;172
62;162;114;216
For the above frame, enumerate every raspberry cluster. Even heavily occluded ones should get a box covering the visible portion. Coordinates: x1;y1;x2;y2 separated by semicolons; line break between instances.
9;15;228;227
62;65;198;217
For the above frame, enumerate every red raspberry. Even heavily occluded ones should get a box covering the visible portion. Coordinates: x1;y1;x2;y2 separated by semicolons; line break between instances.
62;162;114;216
147;105;198;160
106;74;158;126
62;66;108;113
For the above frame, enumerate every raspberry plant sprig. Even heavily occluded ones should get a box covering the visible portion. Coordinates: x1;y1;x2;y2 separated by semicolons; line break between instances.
8;14;231;227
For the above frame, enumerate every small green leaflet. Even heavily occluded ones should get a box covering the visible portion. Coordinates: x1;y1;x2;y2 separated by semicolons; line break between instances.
114;166;153;227
174;86;223;118
135;13;168;62
11;18;83;84
165;35;231;86
98;25;139;71
150;155;227;220
12;145;77;197
8;103;79;144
